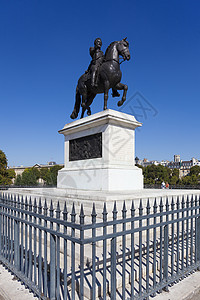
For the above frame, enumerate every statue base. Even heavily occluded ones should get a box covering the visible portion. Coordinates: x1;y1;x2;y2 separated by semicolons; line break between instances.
57;109;143;191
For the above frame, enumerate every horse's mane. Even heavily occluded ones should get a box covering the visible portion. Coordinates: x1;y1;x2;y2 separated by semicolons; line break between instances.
104;41;118;58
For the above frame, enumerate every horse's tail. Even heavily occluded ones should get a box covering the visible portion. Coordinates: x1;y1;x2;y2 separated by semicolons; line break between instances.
70;86;81;119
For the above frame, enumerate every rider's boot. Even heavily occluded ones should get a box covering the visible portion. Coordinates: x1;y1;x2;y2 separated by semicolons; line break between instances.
91;72;97;87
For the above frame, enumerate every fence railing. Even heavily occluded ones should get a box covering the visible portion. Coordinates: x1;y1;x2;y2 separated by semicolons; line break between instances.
0;192;200;299
144;184;200;190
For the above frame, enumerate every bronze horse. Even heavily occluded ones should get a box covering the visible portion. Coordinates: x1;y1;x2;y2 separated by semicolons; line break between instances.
70;38;131;119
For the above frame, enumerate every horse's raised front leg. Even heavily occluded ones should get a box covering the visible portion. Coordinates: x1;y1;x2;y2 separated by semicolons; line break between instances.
115;82;128;107
104;81;109;110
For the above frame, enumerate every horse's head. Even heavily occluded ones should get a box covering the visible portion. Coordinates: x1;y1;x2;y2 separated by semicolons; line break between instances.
117;37;130;61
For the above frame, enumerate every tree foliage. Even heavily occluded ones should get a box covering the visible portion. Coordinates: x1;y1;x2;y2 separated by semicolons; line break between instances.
0;150;7;176
142;164;172;185
40;165;63;186
14;168;40;186
190;166;200;176
0;150;15;185
14;165;63;186
139;163;200;187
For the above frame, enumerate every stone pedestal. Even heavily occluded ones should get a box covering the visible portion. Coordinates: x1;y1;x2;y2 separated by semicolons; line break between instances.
57;109;143;191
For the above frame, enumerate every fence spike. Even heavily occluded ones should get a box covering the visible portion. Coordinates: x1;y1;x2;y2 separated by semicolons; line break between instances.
131;200;135;215
9;194;13;206
139;199;143;215
49;200;54;217
63;201;68;220
21;195;24;209
43;199;48;216
38;198;42;214
195;195;198;207
29;197;32;211
17;195;20;208
92;203;97;223
166;197;169;211
102;202;108;222
112;201;118;219
171;196;175;210
71;202;76;222
56;201;61;219
25;196;28;210
122;201;127;218
181;195;185;208
34;198;37;213
160;197;163;212
177;195;180;209
146;198;150;214
191;195;194;206
80;204;85;225
153;198;157;213
186;195;190;208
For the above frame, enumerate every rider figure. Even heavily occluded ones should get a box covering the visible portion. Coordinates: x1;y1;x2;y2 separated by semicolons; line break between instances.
89;38;104;87
88;38;120;97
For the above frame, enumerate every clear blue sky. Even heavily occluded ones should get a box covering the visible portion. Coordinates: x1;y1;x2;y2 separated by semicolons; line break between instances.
0;0;200;167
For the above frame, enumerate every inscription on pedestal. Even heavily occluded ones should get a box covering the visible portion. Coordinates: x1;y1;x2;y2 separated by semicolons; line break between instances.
69;133;102;161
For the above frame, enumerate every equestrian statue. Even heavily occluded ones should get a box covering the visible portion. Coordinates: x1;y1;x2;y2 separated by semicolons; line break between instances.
70;37;131;119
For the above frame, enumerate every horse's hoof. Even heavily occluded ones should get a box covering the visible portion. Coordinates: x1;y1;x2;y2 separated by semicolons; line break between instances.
87;109;91;116
117;100;125;107
70;111;78;119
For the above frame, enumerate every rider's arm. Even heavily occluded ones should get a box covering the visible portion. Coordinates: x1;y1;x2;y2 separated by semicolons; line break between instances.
89;47;95;58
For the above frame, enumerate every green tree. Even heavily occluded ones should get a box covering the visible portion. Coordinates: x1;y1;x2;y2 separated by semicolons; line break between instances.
0;150;8;177
7;169;16;180
169;169;179;185
0;150;15;185
39;165;63;186
20;168;40;186
14;174;23;186
169;175;179;185
49;165;63;186
190;166;200;176
143;164;171;185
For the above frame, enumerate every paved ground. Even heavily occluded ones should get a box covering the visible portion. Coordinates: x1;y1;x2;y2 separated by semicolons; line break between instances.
154;270;200;300
1;262;200;300
0;264;37;300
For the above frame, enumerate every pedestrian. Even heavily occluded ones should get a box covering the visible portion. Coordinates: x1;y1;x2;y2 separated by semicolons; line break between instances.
161;181;165;189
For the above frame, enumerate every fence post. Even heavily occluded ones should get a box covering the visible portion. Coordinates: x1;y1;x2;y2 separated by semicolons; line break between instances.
163;224;169;292
130;201;135;299
79;204;85;300
71;203;76;300
50;200;56;300
111;202;117;300
0;193;2;255
196;217;200;270
14;196;20;271
139;199;143;297
91;203;97;300
63;202;68;300
56;201;61;300
102;203;108;300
